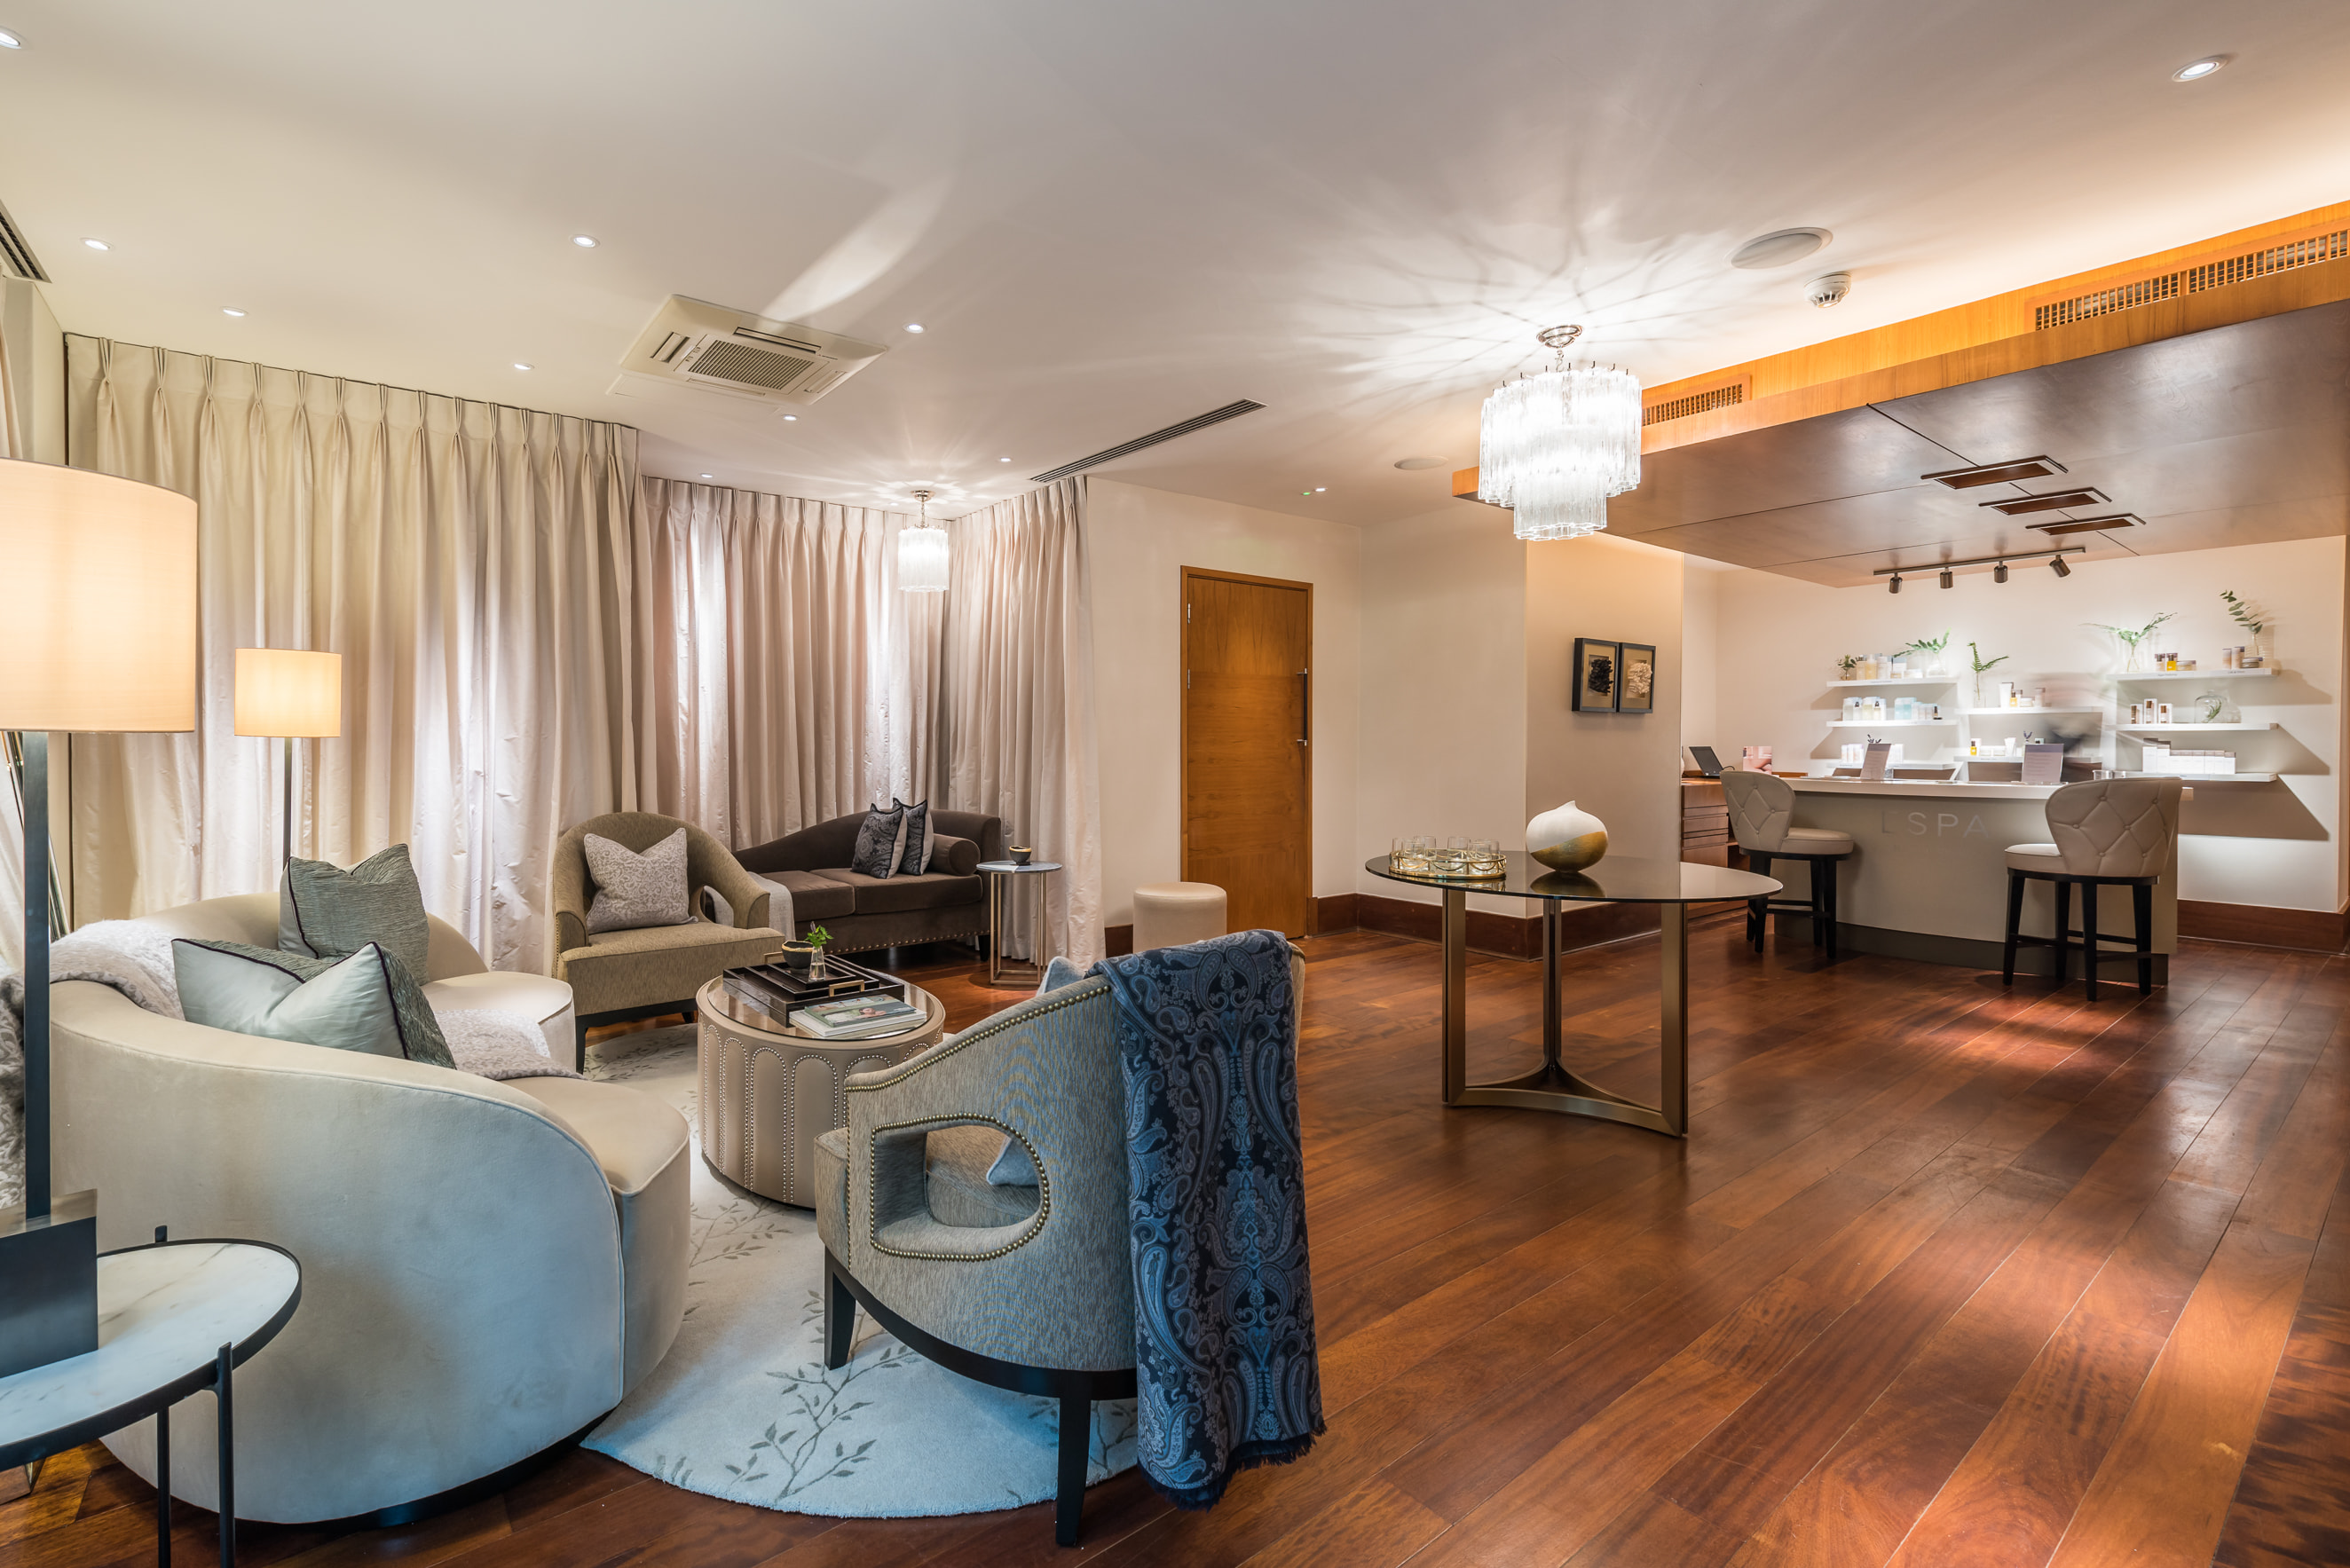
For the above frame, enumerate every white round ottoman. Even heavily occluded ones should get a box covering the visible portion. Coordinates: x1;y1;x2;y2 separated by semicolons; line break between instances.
1132;881;1227;952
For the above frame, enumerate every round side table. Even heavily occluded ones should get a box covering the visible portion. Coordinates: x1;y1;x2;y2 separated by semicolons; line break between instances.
0;1234;301;1567
696;977;947;1206
975;860;1062;988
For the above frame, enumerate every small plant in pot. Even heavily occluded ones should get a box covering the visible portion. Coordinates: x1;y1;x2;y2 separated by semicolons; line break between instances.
778;926;832;975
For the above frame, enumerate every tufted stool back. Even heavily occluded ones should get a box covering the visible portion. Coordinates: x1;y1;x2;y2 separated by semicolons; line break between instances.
2045;777;2180;878
1721;768;1796;853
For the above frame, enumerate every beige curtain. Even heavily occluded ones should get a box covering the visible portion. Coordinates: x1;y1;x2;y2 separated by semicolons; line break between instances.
941;478;1102;965
0;296;21;973
627;479;942;845
63;337;640;971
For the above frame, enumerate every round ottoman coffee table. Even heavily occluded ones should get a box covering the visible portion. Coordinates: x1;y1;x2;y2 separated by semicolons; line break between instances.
695;976;947;1208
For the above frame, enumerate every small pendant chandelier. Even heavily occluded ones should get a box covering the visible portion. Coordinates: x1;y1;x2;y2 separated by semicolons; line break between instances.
1477;325;1642;542
898;487;949;593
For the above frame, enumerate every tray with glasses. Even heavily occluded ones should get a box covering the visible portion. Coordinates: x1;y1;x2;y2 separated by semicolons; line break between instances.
1389;836;1507;879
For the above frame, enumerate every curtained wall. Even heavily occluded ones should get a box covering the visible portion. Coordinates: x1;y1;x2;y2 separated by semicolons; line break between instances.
48;336;1103;974
64;337;640;972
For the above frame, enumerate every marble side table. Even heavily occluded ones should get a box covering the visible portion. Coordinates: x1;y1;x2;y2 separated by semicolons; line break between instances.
0;1234;301;1566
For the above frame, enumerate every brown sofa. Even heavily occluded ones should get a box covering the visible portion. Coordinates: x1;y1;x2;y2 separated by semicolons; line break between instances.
737;809;1004;955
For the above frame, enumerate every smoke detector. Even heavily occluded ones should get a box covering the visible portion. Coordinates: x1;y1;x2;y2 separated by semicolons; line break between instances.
1805;272;1852;309
618;295;887;407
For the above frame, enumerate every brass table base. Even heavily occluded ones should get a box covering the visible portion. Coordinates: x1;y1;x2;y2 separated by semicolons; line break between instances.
1439;890;1689;1138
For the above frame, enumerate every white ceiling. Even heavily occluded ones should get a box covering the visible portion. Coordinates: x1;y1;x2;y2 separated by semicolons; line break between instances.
4;0;2348;522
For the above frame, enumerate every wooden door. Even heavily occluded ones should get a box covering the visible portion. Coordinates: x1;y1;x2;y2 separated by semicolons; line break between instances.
1182;567;1313;937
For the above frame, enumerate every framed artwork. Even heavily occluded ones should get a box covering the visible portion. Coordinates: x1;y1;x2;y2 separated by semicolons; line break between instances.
1572;639;1619;712
1617;642;1657;714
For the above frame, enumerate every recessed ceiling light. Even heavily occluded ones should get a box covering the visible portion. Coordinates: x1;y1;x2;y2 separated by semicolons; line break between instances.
1730;227;1832;270
0;28;23;47
699;473;713;479
1315;487;1326;492
572;234;598;248
222;307;247;318
82;238;108;251
903;323;924;334
513;362;532;371
2172;55;2228;81
783;414;797;421
999;457;1012;462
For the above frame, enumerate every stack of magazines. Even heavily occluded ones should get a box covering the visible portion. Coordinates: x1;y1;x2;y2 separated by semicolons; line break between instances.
788;994;927;1040
722;956;908;1024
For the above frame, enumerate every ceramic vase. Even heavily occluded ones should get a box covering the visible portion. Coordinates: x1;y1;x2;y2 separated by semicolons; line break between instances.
1526;800;1609;871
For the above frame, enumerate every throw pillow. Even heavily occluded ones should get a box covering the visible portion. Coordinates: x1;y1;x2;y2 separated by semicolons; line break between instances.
279;844;431;978
849;802;907;879
585;828;693;934
175;939;456;1068
896;799;933;876
983;956;1092;1187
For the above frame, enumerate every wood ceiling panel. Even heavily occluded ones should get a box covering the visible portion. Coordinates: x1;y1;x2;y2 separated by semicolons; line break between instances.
1604;407;1961;536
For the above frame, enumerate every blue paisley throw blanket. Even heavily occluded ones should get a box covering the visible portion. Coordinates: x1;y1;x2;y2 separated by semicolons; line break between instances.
1093;928;1324;1509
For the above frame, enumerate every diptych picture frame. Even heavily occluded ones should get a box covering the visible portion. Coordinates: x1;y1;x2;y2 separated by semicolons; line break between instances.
1571;637;1656;714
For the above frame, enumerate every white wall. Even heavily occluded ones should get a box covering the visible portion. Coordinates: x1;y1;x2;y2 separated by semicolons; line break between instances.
1681;559;1722;752
1354;502;1528;914
1710;537;2345;911
1525;534;1687;861
1084;478;1361;927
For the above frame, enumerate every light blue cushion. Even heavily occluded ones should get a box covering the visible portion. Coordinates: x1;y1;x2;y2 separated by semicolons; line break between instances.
174;939;455;1067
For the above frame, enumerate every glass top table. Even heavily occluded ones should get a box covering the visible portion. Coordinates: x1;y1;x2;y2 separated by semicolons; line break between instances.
1364;852;1781;1136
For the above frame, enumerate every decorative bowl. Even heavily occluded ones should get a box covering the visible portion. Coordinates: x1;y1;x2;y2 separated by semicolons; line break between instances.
1526;800;1609;871
1009;845;1034;865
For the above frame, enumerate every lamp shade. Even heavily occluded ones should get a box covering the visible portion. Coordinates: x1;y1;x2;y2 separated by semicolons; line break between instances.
235;649;343;737
0;459;198;732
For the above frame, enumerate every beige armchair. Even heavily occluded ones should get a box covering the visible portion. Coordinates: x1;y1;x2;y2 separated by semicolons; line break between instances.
552;811;784;1067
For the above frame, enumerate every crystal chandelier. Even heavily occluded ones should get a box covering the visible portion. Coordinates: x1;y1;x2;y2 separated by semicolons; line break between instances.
1477;325;1642;542
898;487;949;593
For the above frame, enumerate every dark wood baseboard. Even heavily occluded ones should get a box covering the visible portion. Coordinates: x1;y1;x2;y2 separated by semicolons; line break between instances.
2179;899;2350;954
1104;924;1133;957
1314;893;1358;934
1352;891;1660;959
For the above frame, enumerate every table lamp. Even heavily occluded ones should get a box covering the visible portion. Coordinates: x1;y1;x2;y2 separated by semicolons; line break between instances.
0;457;198;1377
234;649;343;865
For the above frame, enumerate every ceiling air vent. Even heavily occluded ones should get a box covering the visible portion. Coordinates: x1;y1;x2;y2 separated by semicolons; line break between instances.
618;296;886;406
1031;400;1266;484
0;193;49;281
1922;456;2069;489
2033;226;2348;330
1644;383;1746;425
2027;514;2142;537
1980;487;2108;516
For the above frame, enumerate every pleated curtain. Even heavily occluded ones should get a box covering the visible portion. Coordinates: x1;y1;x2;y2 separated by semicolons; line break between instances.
0;307;24;973
941;478;1103;966
627;479;943;844
61;336;640;972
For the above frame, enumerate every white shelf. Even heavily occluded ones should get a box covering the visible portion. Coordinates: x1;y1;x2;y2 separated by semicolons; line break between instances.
1826;720;1957;729
2120;722;2276;733
1959;706;2102;715
2121;772;2280;783
2114;667;2277;682
1826;677;1957;688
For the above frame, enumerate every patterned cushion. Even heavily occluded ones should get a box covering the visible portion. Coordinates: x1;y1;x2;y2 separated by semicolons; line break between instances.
175;938;454;1067
584;828;693;934
897;800;933;876
278;845;430;977
850;804;907;879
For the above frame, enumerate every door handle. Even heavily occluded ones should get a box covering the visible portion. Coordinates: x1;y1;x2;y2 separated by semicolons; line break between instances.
1297;669;1310;745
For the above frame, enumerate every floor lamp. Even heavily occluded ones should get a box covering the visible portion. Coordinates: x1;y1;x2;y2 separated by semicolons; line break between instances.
0;457;197;1377
233;649;343;866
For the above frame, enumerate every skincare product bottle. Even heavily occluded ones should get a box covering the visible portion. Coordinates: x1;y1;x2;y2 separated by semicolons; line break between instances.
2157;702;2173;724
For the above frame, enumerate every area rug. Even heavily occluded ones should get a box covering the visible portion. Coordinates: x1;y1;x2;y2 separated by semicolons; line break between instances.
580;1027;1139;1517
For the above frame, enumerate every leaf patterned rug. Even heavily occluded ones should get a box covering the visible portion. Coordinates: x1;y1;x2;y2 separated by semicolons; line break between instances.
580;1027;1139;1517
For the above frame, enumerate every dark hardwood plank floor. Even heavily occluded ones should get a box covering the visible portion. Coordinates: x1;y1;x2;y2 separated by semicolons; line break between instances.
9;923;2347;1566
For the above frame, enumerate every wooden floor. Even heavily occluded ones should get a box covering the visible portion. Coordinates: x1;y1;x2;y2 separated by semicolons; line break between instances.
9;921;2349;1567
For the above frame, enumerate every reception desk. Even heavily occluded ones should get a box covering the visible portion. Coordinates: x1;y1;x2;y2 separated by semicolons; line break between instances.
1782;777;2178;977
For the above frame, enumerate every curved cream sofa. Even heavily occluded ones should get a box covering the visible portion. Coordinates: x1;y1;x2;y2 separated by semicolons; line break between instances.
49;894;690;1525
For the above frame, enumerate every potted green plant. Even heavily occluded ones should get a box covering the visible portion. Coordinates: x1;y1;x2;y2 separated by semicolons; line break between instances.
802;925;833;977
2221;590;2268;666
2090;612;2175;674
1906;629;1952;677
1967;641;2008;709
1837;655;1860;681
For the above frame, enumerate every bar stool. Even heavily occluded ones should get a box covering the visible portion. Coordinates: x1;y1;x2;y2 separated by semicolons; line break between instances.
2001;776;2180;1000
1720;769;1855;959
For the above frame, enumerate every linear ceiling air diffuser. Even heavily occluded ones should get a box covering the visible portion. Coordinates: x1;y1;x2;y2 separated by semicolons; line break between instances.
0;194;49;281
1031;400;1266;484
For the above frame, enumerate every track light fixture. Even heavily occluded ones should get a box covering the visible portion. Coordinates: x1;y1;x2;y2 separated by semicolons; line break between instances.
1888;574;1902;595
1993;560;2008;583
2050;555;2071;578
1938;568;1954;589
1873;545;2083;587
